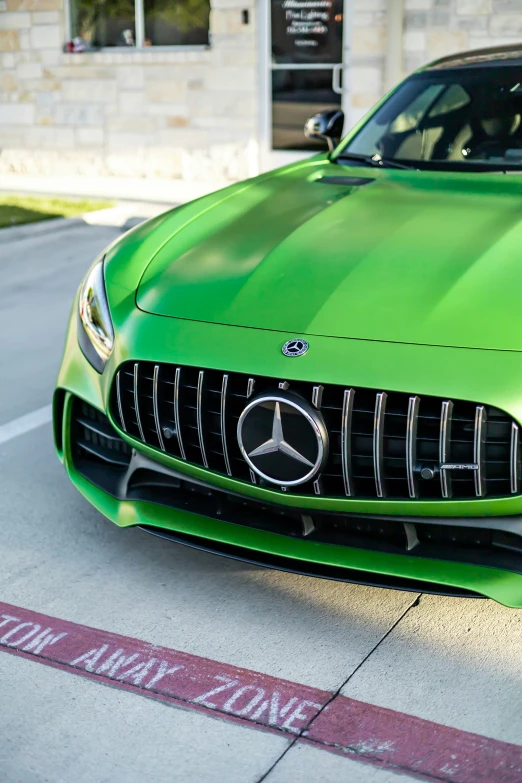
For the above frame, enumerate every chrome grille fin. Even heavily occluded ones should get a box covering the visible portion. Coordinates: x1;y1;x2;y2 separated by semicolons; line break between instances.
153;364;165;452
473;405;487;498
373;392;387;498
197;370;208;469
133;363;145;442
406;396;420;499
440;400;453;499
174;366;186;460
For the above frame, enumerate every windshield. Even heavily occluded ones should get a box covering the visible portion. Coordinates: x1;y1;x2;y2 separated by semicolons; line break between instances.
336;65;522;171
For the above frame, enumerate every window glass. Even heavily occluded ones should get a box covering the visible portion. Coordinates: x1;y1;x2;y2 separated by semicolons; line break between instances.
348;83;444;154
144;0;210;46
390;85;444;133
70;0;136;48
270;0;343;66
428;84;470;118
339;67;522;170
272;69;341;150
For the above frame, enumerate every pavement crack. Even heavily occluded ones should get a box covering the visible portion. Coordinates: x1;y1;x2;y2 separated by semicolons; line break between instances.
255;592;421;783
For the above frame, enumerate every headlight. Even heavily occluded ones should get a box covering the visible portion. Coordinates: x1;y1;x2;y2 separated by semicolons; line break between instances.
78;259;114;373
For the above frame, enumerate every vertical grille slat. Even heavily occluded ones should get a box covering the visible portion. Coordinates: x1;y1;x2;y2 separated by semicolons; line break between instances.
153;364;165;452
133;362;145;443
406;395;420;499
312;384;324;494
197;370;208;469
174;366;186;461
341;388;354;497
440;400;453;499
116;371;127;433
474;405;487;497
112;361;521;502
373;392;387;498
312;385;324;409
221;374;232;476
511;423;519;494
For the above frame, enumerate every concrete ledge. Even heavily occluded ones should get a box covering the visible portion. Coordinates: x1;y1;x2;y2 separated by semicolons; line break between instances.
0;173;222;205
0;200;176;242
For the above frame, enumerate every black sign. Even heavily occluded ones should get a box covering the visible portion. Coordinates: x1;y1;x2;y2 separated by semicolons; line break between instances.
271;0;343;65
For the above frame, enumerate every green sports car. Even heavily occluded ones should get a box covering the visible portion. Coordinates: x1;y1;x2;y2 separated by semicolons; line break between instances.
55;44;522;607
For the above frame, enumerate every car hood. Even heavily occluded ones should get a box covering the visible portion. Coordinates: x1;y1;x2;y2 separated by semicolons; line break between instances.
136;163;522;352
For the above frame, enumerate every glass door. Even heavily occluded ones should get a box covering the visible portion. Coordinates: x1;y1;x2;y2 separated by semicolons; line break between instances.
266;0;346;162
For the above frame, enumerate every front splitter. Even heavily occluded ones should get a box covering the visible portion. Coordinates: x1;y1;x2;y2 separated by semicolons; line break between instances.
63;441;522;608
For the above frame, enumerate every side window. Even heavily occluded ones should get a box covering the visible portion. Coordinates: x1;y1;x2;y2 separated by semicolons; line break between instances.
70;0;137;48
390;85;445;133
144;0;210;46
69;0;210;48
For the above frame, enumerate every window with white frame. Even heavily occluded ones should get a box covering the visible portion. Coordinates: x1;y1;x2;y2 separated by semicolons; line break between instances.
69;0;210;49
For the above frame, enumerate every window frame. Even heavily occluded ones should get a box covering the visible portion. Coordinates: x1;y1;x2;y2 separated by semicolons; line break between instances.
66;0;210;52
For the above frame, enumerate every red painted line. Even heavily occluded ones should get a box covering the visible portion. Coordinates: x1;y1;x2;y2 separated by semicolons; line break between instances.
0;601;329;734
305;700;522;782
0;601;521;782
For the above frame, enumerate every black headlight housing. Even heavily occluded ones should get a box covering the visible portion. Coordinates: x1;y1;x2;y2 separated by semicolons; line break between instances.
77;259;114;374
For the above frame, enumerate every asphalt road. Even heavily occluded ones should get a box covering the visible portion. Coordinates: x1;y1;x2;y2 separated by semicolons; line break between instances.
1;216;521;782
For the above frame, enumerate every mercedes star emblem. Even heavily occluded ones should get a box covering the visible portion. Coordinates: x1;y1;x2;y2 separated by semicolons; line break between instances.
282;339;309;357
237;391;328;486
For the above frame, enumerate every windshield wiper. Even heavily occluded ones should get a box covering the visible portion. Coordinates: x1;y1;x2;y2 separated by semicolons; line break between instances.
335;152;416;170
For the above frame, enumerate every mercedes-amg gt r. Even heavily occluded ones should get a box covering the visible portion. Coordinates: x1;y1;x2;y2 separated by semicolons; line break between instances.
55;45;522;606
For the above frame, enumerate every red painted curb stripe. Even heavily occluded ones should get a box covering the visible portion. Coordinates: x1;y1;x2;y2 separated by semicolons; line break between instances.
1;602;521;783
0;602;330;734
305;700;522;782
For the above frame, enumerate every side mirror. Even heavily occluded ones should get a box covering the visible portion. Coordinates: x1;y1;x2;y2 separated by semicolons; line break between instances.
304;110;344;152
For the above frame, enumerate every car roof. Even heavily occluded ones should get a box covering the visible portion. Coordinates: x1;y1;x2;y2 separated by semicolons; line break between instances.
424;43;522;70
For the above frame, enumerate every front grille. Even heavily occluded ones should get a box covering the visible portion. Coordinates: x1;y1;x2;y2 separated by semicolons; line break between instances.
111;361;521;501
70;397;522;583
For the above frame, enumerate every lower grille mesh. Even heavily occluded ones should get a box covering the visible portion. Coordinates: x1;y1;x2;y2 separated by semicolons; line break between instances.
111;361;521;501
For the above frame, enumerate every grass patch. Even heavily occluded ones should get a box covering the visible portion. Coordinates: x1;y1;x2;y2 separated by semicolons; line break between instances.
0;194;115;229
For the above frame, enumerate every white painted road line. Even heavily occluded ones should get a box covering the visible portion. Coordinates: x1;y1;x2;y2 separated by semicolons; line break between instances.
0;405;52;446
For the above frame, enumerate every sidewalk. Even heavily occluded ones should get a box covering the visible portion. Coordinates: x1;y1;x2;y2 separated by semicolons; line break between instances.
0;172;225;206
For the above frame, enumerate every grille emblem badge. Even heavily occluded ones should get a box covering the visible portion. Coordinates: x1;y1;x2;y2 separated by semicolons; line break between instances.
282;339;309;357
441;463;479;471
247;401;314;467
237;392;328;486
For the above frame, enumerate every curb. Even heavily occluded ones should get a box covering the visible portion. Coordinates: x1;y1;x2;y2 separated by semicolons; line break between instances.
0;203;172;241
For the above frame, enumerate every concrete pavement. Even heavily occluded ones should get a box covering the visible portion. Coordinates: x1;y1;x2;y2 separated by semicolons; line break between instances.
0;217;521;781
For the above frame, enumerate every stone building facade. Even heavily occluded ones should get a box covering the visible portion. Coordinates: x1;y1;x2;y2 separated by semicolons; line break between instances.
350;0;522;126
0;0;258;184
1;0;522;185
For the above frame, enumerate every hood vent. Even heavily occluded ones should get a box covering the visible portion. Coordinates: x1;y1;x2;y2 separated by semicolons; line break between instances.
316;176;375;186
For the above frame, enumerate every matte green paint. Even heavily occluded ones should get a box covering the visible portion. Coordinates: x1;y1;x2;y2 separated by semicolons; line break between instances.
55;95;522;606
137;165;522;352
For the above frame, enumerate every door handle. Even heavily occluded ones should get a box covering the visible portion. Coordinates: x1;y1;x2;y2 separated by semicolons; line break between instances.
332;63;343;95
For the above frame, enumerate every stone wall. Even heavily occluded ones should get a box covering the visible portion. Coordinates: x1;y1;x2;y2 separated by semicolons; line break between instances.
0;0;258;182
349;0;387;126
350;0;522;126
2;0;522;182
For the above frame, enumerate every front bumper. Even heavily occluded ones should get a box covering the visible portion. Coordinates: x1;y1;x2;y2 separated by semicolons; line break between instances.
55;305;522;607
